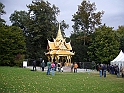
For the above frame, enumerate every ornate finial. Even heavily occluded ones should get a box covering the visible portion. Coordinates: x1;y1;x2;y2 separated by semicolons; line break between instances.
59;22;60;31
56;23;63;41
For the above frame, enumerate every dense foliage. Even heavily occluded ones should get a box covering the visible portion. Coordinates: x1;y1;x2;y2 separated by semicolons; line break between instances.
0;25;26;66
88;25;120;64
117;26;124;52
10;0;69;62
0;2;26;66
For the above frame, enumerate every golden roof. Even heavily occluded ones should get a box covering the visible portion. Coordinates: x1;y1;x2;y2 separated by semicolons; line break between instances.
46;50;74;55
47;40;72;50
46;23;74;55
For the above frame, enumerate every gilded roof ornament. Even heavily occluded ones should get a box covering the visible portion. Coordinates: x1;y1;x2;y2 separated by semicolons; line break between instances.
55;23;63;41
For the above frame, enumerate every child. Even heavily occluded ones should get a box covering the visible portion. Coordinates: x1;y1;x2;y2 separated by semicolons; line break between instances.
57;63;61;72
61;66;63;73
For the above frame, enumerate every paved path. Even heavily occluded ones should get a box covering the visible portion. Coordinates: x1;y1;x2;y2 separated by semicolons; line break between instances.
26;66;98;73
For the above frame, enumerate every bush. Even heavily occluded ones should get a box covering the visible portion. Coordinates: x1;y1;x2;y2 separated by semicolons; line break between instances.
14;54;25;67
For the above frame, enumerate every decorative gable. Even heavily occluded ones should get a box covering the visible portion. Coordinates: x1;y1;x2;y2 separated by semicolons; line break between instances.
59;41;67;50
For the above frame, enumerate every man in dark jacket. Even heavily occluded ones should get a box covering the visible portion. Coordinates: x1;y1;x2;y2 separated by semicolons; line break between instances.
32;59;36;71
103;64;107;78
41;60;45;71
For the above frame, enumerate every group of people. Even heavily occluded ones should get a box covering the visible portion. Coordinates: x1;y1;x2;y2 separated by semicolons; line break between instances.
33;59;124;78
97;64;107;77
97;64;124;78
32;59;79;74
46;61;64;76
32;59;46;71
107;64;124;78
45;61;80;75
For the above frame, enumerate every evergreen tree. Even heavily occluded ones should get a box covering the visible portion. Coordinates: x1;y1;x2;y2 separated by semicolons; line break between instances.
0;25;26;66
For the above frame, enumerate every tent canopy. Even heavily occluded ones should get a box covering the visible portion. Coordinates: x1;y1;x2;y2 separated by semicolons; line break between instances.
111;50;124;67
111;50;124;62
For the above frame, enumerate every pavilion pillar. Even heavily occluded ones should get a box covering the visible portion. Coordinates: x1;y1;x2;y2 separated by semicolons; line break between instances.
68;56;69;63
51;55;54;62
57;56;59;62
47;56;50;61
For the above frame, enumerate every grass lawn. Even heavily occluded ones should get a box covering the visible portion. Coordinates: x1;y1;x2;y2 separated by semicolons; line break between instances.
0;66;124;93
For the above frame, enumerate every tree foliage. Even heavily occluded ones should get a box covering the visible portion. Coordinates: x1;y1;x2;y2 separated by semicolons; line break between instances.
0;25;26;66
70;0;104;62
9;0;69;61
0;2;6;16
9;10;30;35
117;26;124;52
0;2;26;66
72;0;104;34
70;32;89;62
88;25;120;64
0;2;6;24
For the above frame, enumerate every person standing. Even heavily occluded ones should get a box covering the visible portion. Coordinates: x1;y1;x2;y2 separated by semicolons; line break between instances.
40;57;42;62
32;59;36;71
71;63;74;72
103;64;107;78
120;66;124;78
61;66;64;73
54;61;57;71
57;62;61;72
46;61;51;75
39;57;42;69
115;65;120;77
51;62;55;76
111;65;115;74
74;62;78;73
41;60;45;71
98;64;102;77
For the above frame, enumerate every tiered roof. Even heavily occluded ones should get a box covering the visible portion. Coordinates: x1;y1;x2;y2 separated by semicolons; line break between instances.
46;24;74;55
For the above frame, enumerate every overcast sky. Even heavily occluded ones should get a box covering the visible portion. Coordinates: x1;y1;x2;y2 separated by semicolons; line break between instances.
1;0;124;37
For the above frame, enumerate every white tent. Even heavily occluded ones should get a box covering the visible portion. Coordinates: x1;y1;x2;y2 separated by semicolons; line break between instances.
111;50;124;67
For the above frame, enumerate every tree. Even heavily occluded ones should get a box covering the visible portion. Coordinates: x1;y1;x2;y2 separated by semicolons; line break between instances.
26;0;60;60
71;0;104;45
0;25;26;66
9;10;30;35
70;0;104;62
0;2;6;24
116;26;124;52
10;0;69;61
88;25;120;64
70;32;89;62
0;2;6;17
0;2;27;66
72;0;104;33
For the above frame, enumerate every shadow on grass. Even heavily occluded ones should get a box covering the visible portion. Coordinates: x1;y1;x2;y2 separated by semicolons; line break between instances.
30;69;37;71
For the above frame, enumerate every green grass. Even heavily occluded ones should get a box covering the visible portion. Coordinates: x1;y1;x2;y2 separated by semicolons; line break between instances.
0;67;124;93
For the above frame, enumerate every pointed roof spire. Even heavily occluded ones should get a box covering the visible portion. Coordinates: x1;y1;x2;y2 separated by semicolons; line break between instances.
56;23;63;41
59;22;61;31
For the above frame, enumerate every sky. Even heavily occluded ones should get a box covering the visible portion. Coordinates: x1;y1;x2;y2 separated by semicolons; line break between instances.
1;0;124;37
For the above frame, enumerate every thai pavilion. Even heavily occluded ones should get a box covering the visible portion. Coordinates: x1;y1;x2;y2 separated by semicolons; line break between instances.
45;24;74;66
